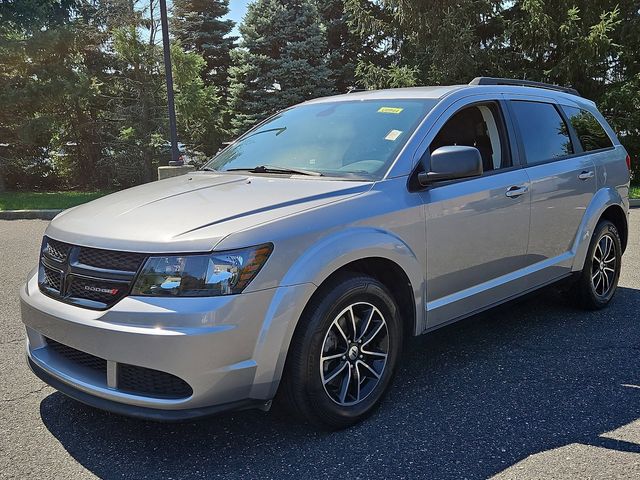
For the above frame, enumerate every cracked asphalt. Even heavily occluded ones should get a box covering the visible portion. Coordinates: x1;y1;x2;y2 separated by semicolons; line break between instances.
1;211;639;479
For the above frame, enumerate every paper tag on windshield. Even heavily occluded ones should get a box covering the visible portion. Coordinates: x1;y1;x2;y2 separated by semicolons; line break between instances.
385;129;403;141
378;107;403;114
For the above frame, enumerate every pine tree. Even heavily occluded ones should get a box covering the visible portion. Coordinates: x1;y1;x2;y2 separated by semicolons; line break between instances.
171;44;223;157
108;22;168;186
227;0;333;136
316;0;362;92
345;0;504;87
0;0;118;189
171;0;236;90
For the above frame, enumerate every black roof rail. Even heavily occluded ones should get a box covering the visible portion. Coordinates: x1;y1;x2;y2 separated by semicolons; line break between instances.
346;87;367;94
469;77;581;97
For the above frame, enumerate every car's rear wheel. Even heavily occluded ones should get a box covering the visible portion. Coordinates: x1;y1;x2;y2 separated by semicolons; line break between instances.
572;220;622;310
279;273;403;429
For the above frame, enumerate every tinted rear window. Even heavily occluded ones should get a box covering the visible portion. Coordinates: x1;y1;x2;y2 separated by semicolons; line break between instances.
562;106;613;152
510;101;573;165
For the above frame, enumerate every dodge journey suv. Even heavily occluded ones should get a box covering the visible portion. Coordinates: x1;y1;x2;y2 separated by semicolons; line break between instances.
21;77;630;429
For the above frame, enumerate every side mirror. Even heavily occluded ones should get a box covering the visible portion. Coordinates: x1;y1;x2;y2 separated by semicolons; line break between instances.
418;145;483;186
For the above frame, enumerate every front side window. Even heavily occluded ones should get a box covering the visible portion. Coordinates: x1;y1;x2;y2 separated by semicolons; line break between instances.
510;101;573;165
205;100;436;180
562;106;613;152
429;103;510;172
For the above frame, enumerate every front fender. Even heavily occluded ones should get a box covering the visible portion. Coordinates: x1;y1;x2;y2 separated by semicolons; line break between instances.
571;187;626;272
281;227;423;299
249;227;425;400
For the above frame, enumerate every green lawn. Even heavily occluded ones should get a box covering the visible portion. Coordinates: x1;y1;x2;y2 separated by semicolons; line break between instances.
631;184;640;199
0;191;109;211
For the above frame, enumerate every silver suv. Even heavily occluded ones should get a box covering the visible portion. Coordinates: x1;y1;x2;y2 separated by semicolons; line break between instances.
21;78;631;429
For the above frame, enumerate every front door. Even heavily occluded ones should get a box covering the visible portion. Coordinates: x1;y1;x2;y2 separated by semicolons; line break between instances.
420;100;531;327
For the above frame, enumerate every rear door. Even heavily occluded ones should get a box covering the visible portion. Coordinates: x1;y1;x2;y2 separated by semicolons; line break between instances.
506;98;596;283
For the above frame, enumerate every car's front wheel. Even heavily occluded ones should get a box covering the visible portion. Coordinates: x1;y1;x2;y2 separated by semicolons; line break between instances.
280;273;403;429
572;219;622;310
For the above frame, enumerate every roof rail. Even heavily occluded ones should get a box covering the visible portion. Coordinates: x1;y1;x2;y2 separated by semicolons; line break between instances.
469;77;581;97
346;87;367;94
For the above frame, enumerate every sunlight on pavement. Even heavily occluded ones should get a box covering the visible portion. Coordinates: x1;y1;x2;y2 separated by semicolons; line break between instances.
492;441;640;479
492;417;640;478
601;417;640;444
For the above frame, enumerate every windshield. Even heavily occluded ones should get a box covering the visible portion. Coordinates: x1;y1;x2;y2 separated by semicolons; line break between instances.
204;99;436;179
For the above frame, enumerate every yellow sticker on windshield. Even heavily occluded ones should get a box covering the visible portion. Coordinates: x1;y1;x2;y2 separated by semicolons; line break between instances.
378;107;403;114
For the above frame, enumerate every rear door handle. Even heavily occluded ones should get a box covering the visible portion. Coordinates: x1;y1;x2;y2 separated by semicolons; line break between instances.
505;185;528;198
578;170;595;180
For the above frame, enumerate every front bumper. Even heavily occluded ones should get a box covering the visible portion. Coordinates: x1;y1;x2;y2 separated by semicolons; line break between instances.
21;271;315;419
27;356;265;421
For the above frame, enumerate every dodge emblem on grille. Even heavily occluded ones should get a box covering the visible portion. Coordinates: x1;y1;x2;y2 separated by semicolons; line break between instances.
84;285;119;295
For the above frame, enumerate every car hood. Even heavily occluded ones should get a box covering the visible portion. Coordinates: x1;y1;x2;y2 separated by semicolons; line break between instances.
46;172;372;252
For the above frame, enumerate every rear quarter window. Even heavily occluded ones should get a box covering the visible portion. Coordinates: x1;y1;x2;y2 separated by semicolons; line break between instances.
510;101;573;165
562;106;613;152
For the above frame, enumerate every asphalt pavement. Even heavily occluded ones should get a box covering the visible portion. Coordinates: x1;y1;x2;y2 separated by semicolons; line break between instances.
1;212;639;479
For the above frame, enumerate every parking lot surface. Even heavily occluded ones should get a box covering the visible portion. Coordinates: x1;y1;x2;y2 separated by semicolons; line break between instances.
1;211;639;479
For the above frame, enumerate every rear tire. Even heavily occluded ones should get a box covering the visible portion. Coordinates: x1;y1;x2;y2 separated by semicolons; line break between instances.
279;273;403;430
571;220;622;310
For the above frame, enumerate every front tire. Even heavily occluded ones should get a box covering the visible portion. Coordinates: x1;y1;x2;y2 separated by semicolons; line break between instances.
280;273;403;429
572;220;622;310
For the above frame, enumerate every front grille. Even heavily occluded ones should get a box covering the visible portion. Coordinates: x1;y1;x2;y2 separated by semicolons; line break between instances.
78;247;146;272
67;276;128;305
44;337;192;399
118;364;193;399
44;238;71;262
46;338;107;373
41;265;62;293
38;236;146;310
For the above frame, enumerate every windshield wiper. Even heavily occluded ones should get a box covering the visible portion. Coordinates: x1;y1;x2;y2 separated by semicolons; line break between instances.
244;127;287;139
226;165;323;176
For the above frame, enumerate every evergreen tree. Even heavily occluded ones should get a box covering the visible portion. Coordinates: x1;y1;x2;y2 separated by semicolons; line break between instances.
345;0;504;88
317;0;368;92
345;0;639;176
227;0;333;136
343;0;414;90
171;44;223;157
106;1;225;185
107;21;167;187
2;0;639;190
171;0;236;90
0;0;115;189
501;0;639;177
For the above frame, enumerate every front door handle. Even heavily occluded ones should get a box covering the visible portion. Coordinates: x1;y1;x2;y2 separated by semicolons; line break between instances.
505;185;528;198
578;170;595;180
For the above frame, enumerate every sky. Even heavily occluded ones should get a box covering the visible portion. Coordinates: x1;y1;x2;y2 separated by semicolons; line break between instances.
227;0;250;36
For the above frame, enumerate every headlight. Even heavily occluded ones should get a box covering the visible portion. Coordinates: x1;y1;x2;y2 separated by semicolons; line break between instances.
131;244;273;297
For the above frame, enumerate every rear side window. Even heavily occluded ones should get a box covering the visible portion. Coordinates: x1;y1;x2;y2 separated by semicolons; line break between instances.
510;101;573;165
562;106;613;152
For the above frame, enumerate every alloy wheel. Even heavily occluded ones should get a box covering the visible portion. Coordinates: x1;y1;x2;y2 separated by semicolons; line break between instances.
591;233;617;297
320;302;389;406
